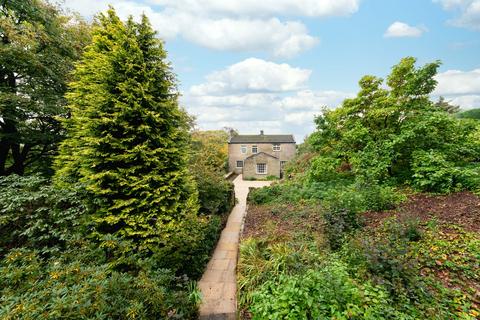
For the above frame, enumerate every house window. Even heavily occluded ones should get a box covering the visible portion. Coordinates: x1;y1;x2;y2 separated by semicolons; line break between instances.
252;145;258;153
273;144;281;151
256;163;267;174
236;160;244;168
280;161;287;168
241;145;247;154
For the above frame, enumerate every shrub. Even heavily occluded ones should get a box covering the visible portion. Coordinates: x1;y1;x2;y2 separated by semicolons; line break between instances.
191;163;234;215
238;239;322;309
248;184;284;204
307;155;344;182
0;175;88;257
343;219;425;303
323;208;360;250
411;150;456;193
0;249;199;319
248;259;401;320
355;181;406;211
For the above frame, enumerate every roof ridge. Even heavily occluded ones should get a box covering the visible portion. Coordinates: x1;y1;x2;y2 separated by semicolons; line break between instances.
244;151;279;160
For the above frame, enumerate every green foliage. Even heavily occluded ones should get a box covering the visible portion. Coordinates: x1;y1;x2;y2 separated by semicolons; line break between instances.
190;131;234;215
53;9;202;270
307;155;345;182
191;130;229;170
308;57;480;192
238;239;323;309
411;150;456;193
342;219;478;319
249;260;401;320
412;225;480;288
0;249;199;319
346;219;423;297
456;108;480;120
0;0;91;176
0;174;87;256
412;150;480;193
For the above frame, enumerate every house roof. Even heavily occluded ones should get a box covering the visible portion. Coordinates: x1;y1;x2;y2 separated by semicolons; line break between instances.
244;152;279;160
229;134;295;144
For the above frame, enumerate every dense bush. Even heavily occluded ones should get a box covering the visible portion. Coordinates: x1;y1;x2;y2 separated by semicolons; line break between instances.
0;175;88;257
341;219;477;319
308;57;480;193
249;259;403;320
190;130;234;216
0;174;205;317
0;249;199;319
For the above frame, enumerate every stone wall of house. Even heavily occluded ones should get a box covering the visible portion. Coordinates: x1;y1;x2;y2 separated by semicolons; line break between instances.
243;153;281;180
228;143;296;173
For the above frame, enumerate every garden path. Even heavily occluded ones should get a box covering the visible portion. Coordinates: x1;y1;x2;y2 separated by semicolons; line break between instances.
198;175;271;319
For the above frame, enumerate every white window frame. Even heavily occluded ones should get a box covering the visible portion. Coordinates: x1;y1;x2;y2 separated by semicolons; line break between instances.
256;163;267;175
236;160;244;168
252;145;258;154
240;145;247;154
272;144;281;152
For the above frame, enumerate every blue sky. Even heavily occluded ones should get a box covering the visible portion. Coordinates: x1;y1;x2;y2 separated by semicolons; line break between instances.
64;0;480;141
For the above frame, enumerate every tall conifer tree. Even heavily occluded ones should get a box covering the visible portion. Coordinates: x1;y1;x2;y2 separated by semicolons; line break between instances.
54;9;199;260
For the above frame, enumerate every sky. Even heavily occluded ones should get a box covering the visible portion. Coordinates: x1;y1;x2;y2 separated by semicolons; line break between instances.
62;0;480;141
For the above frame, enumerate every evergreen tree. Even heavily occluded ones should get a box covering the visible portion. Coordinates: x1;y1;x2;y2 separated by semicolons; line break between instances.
54;9;199;264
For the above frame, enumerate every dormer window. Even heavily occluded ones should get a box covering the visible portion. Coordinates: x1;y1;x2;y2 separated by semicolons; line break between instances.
272;144;281;152
252;145;258;153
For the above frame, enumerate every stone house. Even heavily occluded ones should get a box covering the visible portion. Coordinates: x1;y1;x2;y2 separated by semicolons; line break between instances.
228;131;296;179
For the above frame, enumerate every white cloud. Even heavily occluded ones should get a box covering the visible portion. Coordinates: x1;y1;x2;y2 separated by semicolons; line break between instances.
434;68;480;95
62;0;332;57
147;0;360;18
190;58;312;95
185;59;353;141
434;0;480;30
276;90;354;110
449;95;480;109
433;68;480;110
384;21;427;38
179;18;318;58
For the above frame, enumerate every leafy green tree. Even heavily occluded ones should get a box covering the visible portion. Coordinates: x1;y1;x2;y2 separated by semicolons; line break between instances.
0;0;90;176
190;130;234;215
54;9;200;264
310;57;480;191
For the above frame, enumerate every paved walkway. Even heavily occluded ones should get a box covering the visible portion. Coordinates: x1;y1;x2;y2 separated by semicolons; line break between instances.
198;175;271;319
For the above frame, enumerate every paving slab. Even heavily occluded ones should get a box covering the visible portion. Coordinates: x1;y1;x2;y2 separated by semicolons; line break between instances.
198;175;271;319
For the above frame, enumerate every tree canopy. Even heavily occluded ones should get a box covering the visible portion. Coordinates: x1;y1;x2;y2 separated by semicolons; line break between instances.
0;0;90;175
308;57;480;192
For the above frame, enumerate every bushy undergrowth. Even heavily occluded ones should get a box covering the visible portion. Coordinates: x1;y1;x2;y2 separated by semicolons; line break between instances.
0;173;227;318
239;218;478;319
0;174;88;257
0;248;199;319
240;57;480;319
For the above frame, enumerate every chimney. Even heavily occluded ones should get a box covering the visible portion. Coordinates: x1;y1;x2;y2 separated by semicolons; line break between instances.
260;130;264;135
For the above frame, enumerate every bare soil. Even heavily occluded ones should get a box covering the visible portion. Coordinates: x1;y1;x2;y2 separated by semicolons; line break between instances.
242;203;324;239
362;191;480;232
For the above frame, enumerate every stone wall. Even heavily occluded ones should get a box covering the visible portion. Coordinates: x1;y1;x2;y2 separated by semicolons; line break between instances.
243;153;281;180
228;142;296;173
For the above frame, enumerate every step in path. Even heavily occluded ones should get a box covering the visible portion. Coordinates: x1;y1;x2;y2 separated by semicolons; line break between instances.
198;175;272;319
